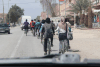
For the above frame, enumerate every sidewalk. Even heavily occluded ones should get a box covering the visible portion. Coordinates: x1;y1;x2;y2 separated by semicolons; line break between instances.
73;26;100;30
54;28;100;61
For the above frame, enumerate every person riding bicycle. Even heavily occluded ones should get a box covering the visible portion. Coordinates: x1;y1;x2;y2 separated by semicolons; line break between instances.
24;19;29;33
39;19;45;43
30;20;35;30
30;20;36;36
35;20;41;37
55;17;68;54
41;18;55;55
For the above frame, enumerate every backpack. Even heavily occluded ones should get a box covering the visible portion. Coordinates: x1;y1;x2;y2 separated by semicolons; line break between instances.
32;22;35;26
46;24;53;38
52;22;55;27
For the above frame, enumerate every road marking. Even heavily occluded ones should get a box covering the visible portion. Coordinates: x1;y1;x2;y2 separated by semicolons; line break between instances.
10;33;24;58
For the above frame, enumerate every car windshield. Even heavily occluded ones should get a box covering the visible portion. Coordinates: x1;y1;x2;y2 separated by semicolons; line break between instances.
0;0;100;63
0;24;9;27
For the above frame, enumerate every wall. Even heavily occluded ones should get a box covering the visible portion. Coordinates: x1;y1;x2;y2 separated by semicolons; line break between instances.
0;13;7;23
60;0;76;17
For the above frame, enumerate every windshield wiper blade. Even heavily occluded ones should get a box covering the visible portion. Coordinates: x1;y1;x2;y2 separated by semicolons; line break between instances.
42;54;60;58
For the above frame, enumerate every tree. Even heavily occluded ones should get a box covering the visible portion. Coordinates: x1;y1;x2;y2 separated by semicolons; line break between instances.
68;0;91;25
84;13;88;27
88;6;94;28
40;0;57;17
6;4;24;25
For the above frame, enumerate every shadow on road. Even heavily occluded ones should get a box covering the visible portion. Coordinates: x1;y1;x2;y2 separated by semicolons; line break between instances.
0;33;12;35
26;35;32;36
68;49;80;52
51;50;58;52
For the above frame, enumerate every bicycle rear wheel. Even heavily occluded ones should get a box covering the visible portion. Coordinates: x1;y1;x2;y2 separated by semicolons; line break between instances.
47;39;51;55
26;29;27;36
32;29;35;36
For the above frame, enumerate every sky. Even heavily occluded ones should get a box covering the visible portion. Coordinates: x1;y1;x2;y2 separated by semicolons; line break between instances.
0;0;43;19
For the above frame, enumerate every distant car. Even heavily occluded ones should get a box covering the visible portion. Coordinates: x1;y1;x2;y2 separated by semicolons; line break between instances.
0;23;10;34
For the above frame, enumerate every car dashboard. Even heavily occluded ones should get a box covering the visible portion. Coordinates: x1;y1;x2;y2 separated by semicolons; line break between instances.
0;54;99;67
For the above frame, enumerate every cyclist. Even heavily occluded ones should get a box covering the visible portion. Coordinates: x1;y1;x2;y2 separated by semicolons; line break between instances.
35;20;41;37
39;19;45;43
55;17;68;54
30;20;36;36
24;19;29;33
41;18;54;55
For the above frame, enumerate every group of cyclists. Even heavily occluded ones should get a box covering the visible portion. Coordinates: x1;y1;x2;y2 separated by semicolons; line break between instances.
23;17;72;55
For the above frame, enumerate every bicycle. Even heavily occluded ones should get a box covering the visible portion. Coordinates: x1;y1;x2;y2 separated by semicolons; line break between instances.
32;28;35;36
37;30;39;39
25;29;28;36
42;37;51;55
47;38;51;55
37;29;40;39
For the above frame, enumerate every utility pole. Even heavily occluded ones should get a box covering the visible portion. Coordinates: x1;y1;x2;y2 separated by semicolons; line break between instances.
8;0;11;25
2;0;4;23
59;1;60;17
65;0;66;18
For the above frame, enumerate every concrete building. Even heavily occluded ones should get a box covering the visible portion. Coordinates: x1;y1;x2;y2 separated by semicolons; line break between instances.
60;0;76;17
0;13;7;23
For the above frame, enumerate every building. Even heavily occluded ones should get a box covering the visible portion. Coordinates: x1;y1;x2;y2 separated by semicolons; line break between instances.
0;13;7;23
59;0;76;17
91;0;100;27
36;16;41;21
41;12;47;20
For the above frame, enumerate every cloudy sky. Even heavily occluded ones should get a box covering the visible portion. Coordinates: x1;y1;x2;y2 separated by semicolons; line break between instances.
0;0;43;19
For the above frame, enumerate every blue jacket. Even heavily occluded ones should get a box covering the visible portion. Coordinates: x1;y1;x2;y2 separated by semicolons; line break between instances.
69;27;71;32
35;22;41;29
39;23;44;33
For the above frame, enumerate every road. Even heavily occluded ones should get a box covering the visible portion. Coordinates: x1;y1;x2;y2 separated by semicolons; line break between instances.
1;26;100;62
0;26;60;59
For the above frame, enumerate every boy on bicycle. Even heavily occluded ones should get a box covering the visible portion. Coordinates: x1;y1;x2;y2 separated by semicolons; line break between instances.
41;18;54;55
24;19;29;33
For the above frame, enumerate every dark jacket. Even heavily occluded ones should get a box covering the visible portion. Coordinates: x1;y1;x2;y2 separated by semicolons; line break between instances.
41;18;54;39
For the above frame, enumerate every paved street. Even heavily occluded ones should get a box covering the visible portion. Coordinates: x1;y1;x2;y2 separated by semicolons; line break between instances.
0;26;59;58
70;28;100;61
1;26;100;61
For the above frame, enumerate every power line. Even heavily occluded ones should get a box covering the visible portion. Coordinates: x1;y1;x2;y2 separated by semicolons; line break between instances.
0;2;39;5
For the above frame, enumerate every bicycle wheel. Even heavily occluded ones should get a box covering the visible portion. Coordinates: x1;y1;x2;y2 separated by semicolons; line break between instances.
32;29;35;36
33;29;35;36
26;29;27;36
37;34;39;39
47;39;51;55
37;30;39;38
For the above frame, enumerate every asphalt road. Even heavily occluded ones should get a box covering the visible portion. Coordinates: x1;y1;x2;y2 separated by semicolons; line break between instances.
0;26;60;58
1;26;100;62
